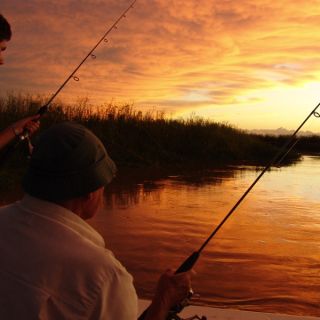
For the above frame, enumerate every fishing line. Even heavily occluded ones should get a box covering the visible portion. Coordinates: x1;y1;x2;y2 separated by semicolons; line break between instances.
139;103;320;319
0;0;137;163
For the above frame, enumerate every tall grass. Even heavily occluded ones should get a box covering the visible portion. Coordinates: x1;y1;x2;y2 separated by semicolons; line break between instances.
0;93;295;190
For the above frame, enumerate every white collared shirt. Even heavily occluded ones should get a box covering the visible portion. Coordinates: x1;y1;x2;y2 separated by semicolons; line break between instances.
0;195;138;319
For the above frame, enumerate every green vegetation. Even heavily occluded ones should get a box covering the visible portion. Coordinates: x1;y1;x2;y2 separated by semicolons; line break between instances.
0;94;300;191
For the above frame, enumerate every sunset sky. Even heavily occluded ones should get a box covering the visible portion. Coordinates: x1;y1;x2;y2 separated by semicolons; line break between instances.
2;0;320;132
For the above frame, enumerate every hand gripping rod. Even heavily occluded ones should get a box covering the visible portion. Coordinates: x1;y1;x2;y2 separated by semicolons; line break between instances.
138;102;320;319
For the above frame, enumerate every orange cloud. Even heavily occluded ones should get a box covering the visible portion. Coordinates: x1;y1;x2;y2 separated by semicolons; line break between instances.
2;0;320;130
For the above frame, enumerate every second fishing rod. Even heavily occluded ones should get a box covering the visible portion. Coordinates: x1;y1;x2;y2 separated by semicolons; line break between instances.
0;0;137;165
139;102;320;320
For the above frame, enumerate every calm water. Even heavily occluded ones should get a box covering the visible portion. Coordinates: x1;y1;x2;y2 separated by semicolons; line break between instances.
90;156;320;317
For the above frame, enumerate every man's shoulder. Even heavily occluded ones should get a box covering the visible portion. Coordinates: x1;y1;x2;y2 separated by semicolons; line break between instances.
78;244;131;281
0;202;19;222
0;202;16;212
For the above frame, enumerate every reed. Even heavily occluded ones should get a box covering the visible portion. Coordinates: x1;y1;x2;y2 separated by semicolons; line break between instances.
0;93;296;190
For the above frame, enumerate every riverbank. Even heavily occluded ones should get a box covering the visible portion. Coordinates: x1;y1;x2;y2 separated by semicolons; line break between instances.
0;94;299;191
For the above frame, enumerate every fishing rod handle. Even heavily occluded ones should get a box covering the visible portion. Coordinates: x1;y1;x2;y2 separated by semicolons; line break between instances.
138;251;199;320
15;104;47;142
166;251;200;317
0;102;53;166
175;251;199;274
37;105;49;116
0;124;33;165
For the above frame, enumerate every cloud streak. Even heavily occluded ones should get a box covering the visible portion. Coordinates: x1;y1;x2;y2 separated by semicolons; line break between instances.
2;0;320;131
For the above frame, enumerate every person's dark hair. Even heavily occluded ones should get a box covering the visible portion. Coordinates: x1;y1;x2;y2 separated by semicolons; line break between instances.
0;14;12;41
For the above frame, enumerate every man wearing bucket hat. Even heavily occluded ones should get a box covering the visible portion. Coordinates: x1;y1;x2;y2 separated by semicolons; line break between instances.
0;14;39;150
0;122;192;319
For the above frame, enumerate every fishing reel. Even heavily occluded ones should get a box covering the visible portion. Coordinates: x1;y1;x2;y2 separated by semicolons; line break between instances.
166;289;207;320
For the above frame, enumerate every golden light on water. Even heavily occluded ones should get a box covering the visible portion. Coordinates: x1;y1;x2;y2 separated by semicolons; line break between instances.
90;156;320;316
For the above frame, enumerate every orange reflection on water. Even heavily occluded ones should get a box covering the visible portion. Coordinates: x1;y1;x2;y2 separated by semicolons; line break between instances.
90;156;320;317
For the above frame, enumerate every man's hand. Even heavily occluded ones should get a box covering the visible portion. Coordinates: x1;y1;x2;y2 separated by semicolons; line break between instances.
11;115;40;136
144;269;194;320
0;115;40;150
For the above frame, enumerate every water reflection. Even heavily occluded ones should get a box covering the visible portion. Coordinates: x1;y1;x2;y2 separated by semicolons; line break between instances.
91;157;320;317
104;167;239;209
0;157;318;316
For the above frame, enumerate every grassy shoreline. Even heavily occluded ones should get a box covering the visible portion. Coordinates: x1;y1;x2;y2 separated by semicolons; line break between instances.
0;94;302;191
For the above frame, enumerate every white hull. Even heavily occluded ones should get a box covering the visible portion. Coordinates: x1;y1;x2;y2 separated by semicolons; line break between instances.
138;299;319;320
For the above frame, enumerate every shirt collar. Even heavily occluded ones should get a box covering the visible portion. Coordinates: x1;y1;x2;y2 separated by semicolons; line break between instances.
16;194;105;248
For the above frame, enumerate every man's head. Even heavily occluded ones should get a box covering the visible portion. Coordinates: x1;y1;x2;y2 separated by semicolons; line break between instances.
23;122;117;218
0;14;11;65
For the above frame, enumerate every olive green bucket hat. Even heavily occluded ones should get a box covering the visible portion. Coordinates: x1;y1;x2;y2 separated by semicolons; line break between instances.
23;122;117;201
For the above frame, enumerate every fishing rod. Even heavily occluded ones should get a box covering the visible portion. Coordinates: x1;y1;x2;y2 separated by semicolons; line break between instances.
139;103;320;320
276;137;300;167
0;0;137;162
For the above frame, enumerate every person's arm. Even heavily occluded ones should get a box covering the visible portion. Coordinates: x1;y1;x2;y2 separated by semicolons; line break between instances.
0;115;40;150
143;269;193;320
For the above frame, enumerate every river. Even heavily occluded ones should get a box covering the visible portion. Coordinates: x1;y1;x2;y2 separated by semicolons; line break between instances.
90;155;320;317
